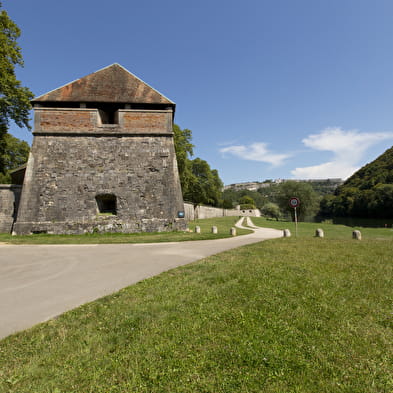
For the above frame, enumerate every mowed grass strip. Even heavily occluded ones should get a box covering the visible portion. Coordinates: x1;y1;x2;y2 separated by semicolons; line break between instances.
1;237;392;392
0;217;250;244
250;217;393;241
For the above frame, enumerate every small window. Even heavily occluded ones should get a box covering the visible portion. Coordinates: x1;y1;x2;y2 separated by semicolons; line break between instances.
98;109;118;125
96;194;117;215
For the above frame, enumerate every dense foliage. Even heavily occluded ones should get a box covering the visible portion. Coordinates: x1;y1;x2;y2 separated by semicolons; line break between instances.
0;3;33;174
238;195;256;209
173;125;223;207
222;188;269;209
260;202;281;220
319;146;393;219
275;180;320;221
223;181;322;220
0;132;29;183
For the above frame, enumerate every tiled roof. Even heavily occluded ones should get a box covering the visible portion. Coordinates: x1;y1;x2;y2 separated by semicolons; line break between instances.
32;64;174;105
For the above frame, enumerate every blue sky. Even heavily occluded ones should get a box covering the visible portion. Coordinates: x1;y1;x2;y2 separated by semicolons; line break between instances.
4;0;393;184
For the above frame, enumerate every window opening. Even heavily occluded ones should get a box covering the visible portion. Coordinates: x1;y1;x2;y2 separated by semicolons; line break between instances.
96;194;117;215
88;103;120;125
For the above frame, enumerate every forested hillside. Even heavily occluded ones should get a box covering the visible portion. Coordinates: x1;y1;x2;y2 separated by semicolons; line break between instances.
319;146;393;219
342;146;393;188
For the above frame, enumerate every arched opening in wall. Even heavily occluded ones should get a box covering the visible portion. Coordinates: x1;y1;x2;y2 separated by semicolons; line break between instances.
96;194;117;215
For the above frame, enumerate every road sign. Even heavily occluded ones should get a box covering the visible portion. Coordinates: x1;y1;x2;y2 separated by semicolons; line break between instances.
289;197;300;237
289;197;300;208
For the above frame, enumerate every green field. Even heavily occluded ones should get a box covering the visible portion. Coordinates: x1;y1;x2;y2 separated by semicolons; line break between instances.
0;220;392;392
250;217;393;240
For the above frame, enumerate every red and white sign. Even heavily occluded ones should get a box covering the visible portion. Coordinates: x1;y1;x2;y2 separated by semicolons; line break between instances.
289;197;300;208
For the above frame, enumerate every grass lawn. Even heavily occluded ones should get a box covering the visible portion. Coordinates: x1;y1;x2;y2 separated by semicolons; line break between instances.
250;217;393;241
0;217;251;244
0;223;392;392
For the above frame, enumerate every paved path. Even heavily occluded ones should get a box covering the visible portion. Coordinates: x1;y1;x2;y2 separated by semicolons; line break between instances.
0;219;282;339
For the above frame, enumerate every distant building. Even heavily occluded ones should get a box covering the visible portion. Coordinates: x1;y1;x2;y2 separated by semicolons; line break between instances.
224;178;343;192
223;182;262;191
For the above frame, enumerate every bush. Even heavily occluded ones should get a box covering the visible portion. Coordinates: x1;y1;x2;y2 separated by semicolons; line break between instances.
261;202;281;220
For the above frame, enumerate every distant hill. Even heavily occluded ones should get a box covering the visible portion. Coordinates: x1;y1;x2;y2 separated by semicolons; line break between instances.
341;145;393;189
319;146;393;219
225;178;343;195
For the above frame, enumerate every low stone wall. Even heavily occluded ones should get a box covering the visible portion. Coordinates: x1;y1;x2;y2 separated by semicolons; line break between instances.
226;208;261;217
0;185;22;233
13;217;186;235
184;202;260;221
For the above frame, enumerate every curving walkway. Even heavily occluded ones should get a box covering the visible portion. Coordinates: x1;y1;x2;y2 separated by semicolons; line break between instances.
0;218;282;339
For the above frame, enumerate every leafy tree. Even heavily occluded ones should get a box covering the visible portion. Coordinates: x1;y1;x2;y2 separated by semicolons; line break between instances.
173;124;224;207
371;184;393;216
173;124;194;192
0;3;34;174
221;198;233;209
238;195;256;209
0;133;30;183
318;194;335;218
184;158;223;207
3;132;29;170
222;188;268;209
261;202;281;220
276;181;319;221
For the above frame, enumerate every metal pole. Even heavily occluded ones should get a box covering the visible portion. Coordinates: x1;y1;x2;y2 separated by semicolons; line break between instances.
294;207;298;237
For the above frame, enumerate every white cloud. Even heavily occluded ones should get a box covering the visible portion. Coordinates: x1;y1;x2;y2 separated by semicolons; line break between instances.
292;161;360;180
220;142;290;167
292;127;393;179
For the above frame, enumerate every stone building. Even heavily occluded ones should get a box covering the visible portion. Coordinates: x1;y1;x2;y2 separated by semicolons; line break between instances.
11;64;186;234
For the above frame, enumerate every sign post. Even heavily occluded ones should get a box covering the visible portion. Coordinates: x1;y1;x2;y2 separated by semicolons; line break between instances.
289;197;300;237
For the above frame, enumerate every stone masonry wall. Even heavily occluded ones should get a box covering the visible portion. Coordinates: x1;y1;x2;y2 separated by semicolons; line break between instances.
184;202;261;221
0;185;22;233
14;108;186;235
14;134;185;234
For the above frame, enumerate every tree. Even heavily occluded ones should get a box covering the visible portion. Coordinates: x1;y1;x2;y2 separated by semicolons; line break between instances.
0;3;33;174
0;133;30;183
173;124;194;192
261;202;281;220
173;124;224;207
238;195;256;209
183;158;223;207
221;198;233;209
318;194;335;218
276;181;319;221
222;188;269;209
3;132;29;170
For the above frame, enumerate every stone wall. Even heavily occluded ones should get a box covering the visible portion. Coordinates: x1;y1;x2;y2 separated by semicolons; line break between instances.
14;107;186;235
226;208;261;217
14;134;185;234
184;202;260;221
0;185;22;233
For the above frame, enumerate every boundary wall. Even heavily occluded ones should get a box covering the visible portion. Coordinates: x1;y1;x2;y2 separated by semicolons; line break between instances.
184;202;260;221
0;185;22;233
